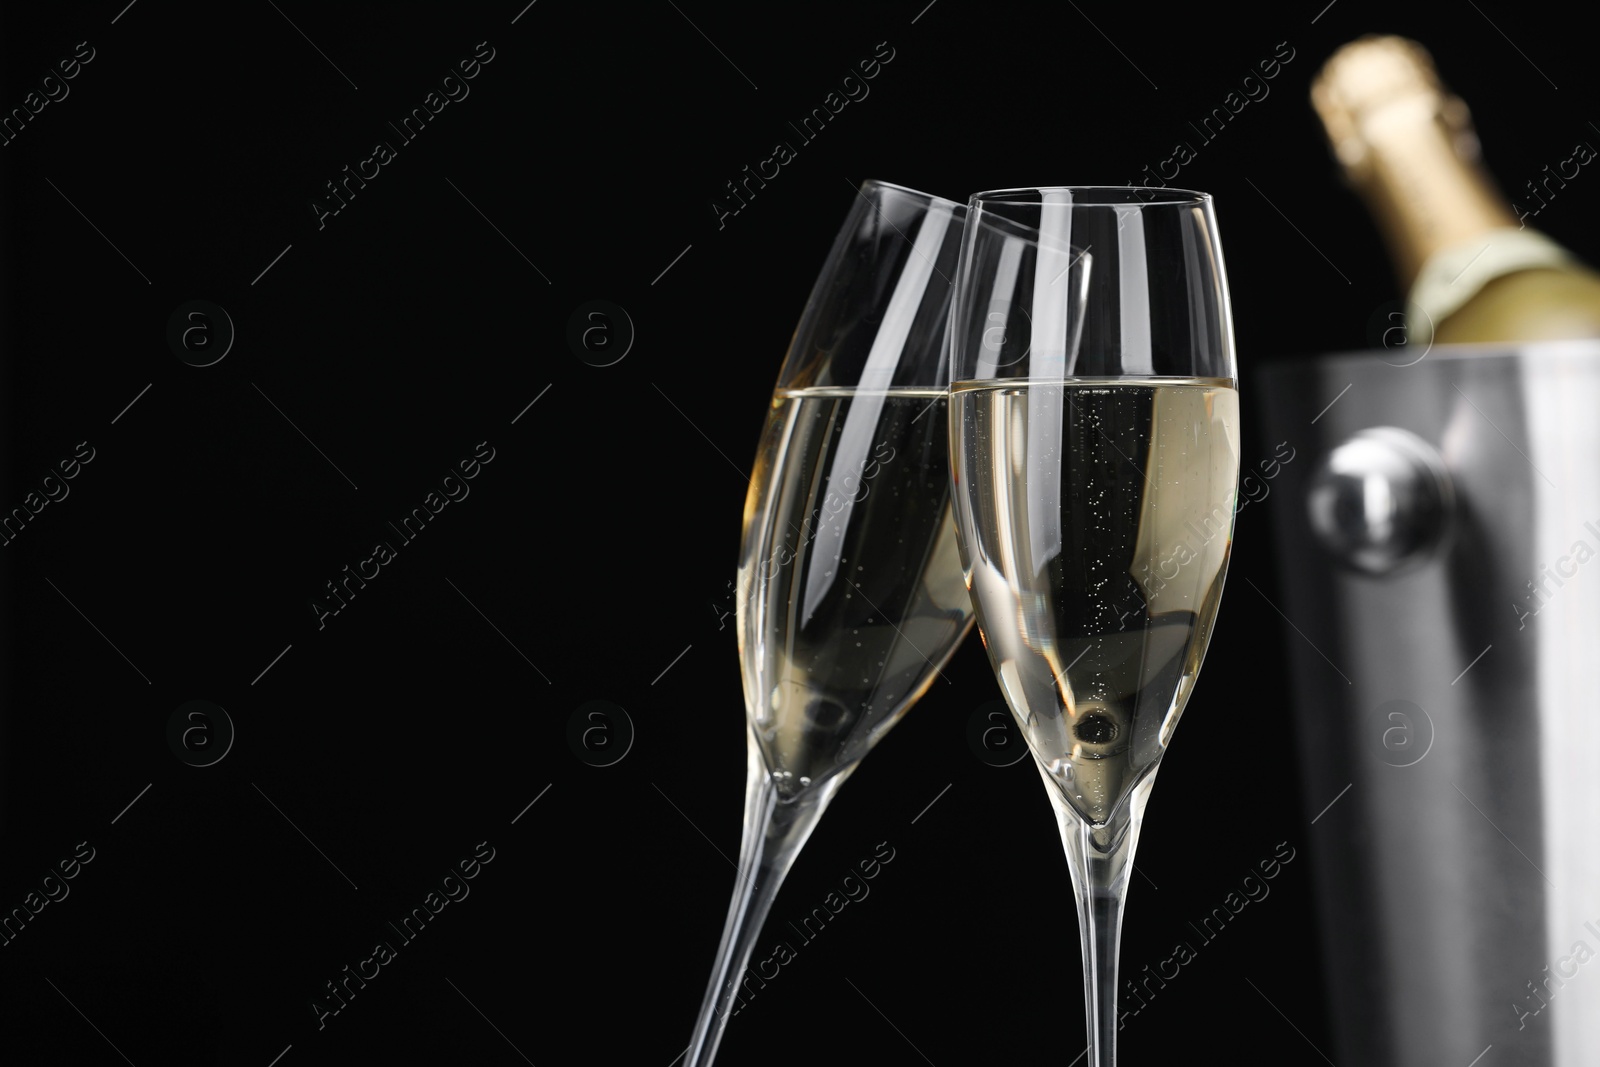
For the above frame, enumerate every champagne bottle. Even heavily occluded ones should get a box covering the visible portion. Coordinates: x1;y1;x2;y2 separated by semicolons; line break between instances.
1312;35;1600;345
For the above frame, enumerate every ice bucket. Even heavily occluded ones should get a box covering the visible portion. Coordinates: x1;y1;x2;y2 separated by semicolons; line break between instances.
1260;339;1600;1066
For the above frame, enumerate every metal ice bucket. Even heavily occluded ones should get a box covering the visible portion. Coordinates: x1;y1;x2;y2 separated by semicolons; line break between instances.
1260;339;1600;1067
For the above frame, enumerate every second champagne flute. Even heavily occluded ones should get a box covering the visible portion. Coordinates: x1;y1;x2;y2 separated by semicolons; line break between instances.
946;186;1241;1066
684;180;974;1067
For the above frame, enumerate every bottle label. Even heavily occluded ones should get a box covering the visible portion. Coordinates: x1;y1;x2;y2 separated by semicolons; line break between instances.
1407;227;1574;343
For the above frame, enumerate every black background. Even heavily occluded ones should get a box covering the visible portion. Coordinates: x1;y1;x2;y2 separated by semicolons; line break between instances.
2;2;1596;1064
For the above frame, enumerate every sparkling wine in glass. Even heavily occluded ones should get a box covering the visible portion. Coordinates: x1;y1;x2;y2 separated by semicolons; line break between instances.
683;180;974;1067
946;187;1240;1066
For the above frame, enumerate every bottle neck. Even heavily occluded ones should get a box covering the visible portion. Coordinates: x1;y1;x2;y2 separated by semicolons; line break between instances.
1344;94;1518;290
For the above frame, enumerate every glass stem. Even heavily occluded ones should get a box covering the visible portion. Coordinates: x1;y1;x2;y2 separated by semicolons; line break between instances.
684;726;846;1067
1052;774;1157;1067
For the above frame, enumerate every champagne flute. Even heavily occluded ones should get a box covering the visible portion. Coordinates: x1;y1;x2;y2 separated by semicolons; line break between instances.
946;187;1240;1066
684;179;975;1067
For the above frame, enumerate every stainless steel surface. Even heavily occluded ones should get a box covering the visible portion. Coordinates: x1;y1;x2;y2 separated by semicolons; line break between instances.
1306;427;1455;575
1261;339;1600;1067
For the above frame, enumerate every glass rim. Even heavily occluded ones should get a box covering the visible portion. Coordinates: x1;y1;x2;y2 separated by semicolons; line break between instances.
860;178;967;213
960;186;1214;252
970;184;1213;207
